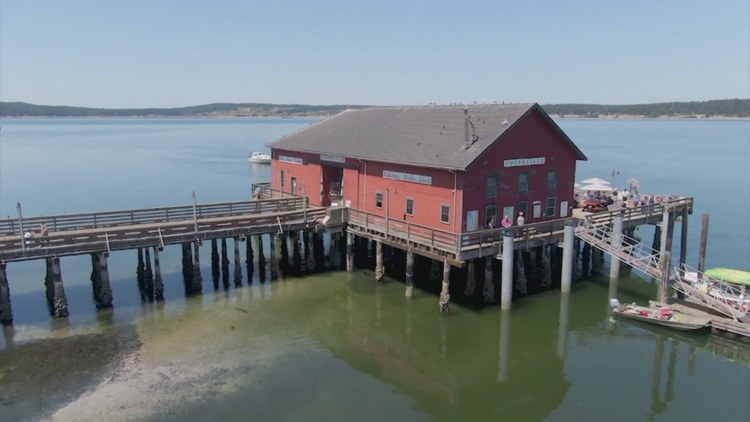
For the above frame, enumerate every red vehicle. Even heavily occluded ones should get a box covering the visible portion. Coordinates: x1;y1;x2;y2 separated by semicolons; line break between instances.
577;198;610;212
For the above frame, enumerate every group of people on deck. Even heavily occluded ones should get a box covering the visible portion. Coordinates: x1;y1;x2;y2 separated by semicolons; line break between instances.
23;223;48;248
486;212;525;229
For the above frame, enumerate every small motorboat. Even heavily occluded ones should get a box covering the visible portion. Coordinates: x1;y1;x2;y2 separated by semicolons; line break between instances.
611;300;710;331
248;151;271;164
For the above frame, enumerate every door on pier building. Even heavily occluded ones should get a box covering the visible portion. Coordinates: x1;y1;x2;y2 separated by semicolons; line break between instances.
322;165;343;206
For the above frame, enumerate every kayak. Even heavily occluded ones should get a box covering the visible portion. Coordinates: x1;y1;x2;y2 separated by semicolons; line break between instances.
703;268;750;286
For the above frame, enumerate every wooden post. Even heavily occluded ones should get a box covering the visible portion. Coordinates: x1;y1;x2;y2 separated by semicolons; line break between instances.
439;259;450;313
245;235;254;283
153;246;164;301
375;240;384;282
47;257;69;318
221;238;229;289
405;250;414;297
0;263;13;325
144;248;154;301
464;259;476;298
211;238;220;285
657;211;675;303
483;256;495;304
256;234;266;282
90;252;113;309
233;237;242;287
269;233;278;280
698;214;709;273
192;240;203;294
346;232;355;272
679;207;689;275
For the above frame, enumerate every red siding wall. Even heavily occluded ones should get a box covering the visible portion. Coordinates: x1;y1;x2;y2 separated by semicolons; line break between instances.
270;149;462;231
271;109;581;234
462;109;579;227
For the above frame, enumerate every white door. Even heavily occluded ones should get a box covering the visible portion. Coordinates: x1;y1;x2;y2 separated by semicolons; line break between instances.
533;203;542;218
560;200;569;217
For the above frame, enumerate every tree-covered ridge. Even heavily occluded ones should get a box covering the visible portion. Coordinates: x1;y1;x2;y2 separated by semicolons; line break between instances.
542;99;749;118
0;102;369;118
0;99;747;118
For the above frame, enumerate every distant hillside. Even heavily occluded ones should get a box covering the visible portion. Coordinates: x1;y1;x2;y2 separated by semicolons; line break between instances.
0;99;747;118
543;99;749;118
0;102;368;118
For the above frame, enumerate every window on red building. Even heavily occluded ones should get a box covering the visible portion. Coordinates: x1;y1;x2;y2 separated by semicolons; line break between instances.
375;192;383;209
546;197;556;217
440;204;450;224
517;200;528;217
405;198;414;215
486;174;498;198
518;172;529;193
547;170;557;191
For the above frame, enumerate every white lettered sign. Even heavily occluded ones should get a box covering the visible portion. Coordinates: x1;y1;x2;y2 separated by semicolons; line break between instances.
279;155;303;165
503;157;545;167
383;170;432;185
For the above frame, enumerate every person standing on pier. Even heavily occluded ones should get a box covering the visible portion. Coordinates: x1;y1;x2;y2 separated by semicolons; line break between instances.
516;212;525;226
24;230;35;248
40;223;48;245
501;215;512;228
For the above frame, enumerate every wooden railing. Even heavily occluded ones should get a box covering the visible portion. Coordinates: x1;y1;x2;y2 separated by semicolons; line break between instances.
0;197;306;237
346;196;693;257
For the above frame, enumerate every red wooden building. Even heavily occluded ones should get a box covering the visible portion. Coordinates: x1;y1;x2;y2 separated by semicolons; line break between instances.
267;103;586;235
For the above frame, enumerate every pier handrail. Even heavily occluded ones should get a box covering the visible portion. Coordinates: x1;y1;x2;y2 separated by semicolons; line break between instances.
0;197;305;236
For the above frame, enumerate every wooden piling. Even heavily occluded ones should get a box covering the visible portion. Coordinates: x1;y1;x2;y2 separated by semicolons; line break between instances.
269;233;278;280
464;259;476;298
483;257;495;304
375;240;384;282
153;246;164;301
144;248;154;301
90;252;113;309
220;238;229;289
211;238;220;285
46;257;68;318
698;214;709;273
405;250;414;297
256;234;266;282
193;240;203;294
233;237;242;287
346;232;354;272
245;235;254;283
439;259;450;314
515;251;527;296
292;231;302;276
0;263;13;325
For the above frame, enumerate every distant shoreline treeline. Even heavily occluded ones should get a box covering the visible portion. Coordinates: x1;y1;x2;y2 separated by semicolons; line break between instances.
1;99;748;118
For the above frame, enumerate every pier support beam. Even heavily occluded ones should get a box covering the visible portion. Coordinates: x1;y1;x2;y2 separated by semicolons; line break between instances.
375;240;384;282
144;248;154;301
500;231;514;310
679;208;689;276
245;235;254;283
405;250;414;298
269;234;278;280
0;263;12;325
220;238;229;289
192;240;203;294
657;210;675;303
464;259;476;299
483;257;495;304
659;211;669;264
90;252;113;309
211;238;220;285
153;246;164;301
233;237;242;287
439;259;450;314
256;234;266;282
561;221;576;293
346;232;354;272
45;257;69;318
608;212;624;300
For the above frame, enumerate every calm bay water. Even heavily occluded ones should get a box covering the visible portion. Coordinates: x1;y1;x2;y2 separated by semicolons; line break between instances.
0;117;748;421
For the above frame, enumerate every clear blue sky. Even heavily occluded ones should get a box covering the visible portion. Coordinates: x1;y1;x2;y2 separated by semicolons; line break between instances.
1;0;748;108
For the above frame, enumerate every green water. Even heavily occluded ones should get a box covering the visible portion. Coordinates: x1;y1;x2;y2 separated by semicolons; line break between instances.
2;270;748;421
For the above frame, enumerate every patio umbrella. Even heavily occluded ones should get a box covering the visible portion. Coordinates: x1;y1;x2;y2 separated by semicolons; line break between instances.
581;177;610;185
579;183;615;192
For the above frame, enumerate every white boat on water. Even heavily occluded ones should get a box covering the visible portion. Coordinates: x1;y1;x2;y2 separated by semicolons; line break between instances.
248;151;271;164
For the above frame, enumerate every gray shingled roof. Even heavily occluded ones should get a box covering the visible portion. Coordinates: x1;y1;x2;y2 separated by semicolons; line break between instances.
268;103;585;170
